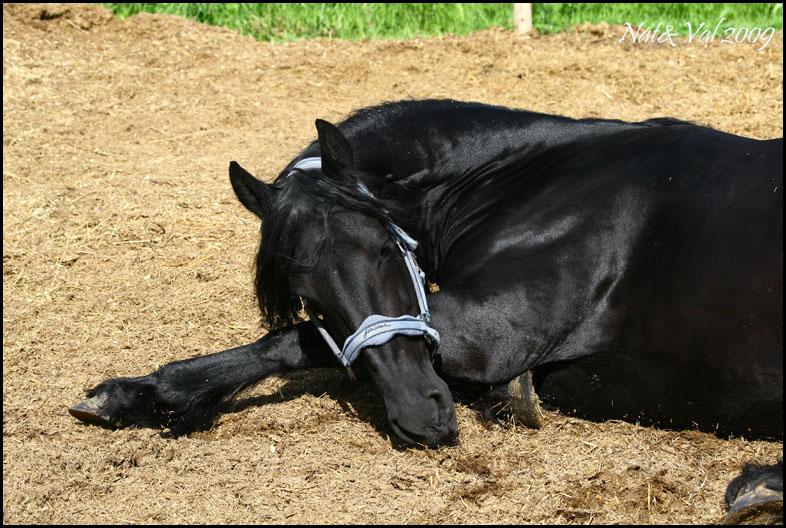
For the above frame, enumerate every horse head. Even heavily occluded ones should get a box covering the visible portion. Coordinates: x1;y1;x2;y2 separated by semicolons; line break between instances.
229;120;458;447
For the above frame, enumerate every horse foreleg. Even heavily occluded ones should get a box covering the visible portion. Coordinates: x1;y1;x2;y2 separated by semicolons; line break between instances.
428;291;545;429
69;322;333;435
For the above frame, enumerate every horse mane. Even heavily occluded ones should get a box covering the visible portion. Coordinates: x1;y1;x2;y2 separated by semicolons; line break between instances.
640;116;694;127
255;101;697;329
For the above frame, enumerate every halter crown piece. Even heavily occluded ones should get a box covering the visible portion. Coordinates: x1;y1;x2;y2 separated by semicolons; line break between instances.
289;157;440;380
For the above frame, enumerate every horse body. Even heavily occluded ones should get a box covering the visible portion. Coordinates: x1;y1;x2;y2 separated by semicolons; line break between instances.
439;127;782;436
285;100;783;437
71;100;782;445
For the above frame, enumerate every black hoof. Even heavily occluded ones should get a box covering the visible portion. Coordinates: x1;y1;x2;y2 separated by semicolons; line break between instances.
508;371;544;429
724;495;783;525
69;393;116;426
724;461;783;525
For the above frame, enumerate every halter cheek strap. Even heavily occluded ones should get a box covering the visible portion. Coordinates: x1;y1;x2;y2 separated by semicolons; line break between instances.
289;157;440;379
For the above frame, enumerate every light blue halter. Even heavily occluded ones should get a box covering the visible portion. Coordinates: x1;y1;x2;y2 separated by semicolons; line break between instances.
289;157;440;379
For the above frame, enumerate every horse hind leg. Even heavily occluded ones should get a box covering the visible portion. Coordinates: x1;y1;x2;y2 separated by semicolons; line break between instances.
724;459;783;525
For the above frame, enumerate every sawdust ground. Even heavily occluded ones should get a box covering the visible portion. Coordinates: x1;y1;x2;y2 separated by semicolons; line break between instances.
3;3;782;524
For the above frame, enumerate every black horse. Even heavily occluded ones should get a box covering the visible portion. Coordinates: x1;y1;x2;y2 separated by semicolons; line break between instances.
71;100;782;451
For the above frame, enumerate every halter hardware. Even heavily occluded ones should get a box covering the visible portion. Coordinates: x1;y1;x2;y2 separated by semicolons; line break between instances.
289;157;440;379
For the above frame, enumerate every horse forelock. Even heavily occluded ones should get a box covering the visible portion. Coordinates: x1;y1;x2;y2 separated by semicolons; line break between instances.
254;170;407;330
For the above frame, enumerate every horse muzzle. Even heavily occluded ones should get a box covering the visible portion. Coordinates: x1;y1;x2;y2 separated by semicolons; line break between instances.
382;375;458;447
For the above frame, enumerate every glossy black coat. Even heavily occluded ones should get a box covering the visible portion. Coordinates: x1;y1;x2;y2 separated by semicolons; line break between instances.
72;100;783;446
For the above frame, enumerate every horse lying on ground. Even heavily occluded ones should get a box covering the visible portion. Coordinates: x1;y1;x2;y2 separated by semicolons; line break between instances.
71;100;782;520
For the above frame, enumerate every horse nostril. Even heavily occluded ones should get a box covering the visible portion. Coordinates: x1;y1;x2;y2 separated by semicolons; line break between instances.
427;389;448;407
428;389;457;422
429;393;460;444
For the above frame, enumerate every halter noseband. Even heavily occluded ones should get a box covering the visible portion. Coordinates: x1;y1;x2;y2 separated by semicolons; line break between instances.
289;157;440;379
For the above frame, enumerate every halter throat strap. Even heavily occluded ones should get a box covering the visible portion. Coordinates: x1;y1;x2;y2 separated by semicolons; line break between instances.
289;157;440;378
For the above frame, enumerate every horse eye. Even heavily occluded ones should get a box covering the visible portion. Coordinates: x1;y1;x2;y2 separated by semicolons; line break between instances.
379;240;397;258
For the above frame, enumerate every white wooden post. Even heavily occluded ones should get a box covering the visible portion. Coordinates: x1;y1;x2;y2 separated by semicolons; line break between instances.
514;3;533;34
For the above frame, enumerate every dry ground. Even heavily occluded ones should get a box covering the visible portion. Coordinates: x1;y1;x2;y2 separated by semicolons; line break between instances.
3;3;782;524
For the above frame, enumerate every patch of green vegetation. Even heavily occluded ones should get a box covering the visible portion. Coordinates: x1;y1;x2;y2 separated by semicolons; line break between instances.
99;3;783;42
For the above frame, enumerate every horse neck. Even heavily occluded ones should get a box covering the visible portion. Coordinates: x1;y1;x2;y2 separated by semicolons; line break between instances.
342;100;638;181
343;104;643;281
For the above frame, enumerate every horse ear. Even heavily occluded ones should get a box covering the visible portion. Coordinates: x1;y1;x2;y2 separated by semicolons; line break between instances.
229;161;272;219
315;119;355;175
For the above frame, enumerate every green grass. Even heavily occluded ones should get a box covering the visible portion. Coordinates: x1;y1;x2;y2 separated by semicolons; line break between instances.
100;3;783;42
